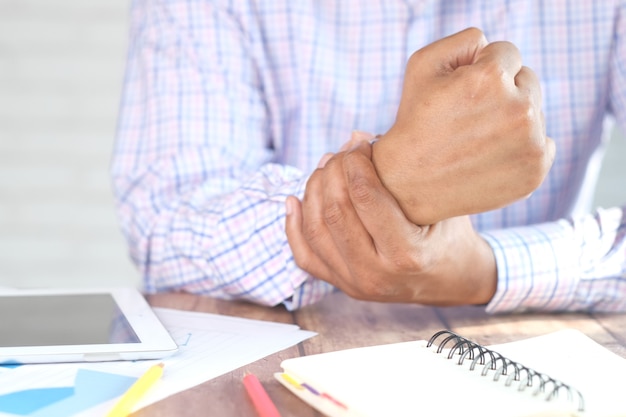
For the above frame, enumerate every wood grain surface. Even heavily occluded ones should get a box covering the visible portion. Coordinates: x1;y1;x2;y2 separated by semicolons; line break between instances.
135;291;626;417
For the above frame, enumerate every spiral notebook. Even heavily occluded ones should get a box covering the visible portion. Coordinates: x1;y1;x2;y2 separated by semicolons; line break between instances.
275;329;626;417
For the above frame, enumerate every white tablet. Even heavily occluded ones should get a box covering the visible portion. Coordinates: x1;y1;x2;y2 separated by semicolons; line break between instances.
0;287;178;364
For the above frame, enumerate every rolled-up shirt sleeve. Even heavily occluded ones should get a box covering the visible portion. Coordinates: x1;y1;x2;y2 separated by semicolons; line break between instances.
111;0;334;309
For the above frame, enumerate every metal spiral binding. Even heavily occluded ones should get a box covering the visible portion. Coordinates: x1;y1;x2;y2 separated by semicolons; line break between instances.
426;330;585;412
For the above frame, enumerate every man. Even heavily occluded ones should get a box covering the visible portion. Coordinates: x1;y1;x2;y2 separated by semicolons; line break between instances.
112;0;626;313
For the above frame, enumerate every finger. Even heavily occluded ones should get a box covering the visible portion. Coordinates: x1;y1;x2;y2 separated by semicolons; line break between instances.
513;66;547;144
417;27;489;74
346;135;373;158
339;130;376;152
344;141;421;256
300;166;353;281
285;195;336;282
319;152;378;280
474;40;523;79
513;65;542;105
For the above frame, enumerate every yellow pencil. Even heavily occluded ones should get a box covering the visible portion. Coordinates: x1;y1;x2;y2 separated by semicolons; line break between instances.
107;363;164;417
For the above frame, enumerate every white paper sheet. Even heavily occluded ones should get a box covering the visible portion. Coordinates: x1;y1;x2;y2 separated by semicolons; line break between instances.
0;307;316;417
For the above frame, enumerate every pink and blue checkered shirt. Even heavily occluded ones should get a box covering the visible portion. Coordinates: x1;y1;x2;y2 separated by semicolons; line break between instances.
113;0;626;313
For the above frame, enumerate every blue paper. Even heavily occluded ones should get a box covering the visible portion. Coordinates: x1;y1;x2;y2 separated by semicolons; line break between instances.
0;369;137;417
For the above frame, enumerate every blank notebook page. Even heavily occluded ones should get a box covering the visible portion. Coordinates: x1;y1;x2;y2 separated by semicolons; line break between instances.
277;329;626;417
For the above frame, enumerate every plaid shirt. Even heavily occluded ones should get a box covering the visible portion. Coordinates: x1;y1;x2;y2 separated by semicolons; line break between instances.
113;0;626;312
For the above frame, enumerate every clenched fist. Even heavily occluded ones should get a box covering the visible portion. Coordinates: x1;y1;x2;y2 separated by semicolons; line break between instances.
372;27;555;225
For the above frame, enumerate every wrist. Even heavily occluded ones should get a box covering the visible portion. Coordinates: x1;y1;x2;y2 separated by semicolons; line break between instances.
371;133;438;225
468;235;498;305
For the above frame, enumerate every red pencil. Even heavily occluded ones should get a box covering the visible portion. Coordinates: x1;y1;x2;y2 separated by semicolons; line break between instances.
242;373;282;417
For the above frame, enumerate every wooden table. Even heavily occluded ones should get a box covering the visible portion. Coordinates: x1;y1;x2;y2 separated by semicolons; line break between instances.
136;291;626;416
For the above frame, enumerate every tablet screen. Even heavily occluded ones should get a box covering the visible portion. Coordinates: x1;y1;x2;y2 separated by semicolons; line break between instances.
0;293;140;347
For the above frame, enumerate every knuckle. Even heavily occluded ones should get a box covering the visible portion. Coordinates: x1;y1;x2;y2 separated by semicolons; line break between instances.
459;65;503;100
302;219;326;245
344;156;376;206
348;174;375;206
512;99;537;132
519;65;540;86
496;40;518;53
477;59;507;84
322;201;346;227
509;98;542;143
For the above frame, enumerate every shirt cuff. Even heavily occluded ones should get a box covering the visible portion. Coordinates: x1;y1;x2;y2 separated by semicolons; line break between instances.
481;221;580;313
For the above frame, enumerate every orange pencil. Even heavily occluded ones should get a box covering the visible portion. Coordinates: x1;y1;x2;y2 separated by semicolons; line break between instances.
242;373;282;417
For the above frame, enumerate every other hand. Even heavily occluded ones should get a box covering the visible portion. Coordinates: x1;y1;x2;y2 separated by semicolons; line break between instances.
285;139;497;306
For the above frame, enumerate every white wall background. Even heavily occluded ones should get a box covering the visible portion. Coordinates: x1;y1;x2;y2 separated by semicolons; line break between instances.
0;1;139;289
0;1;624;290
595;128;626;209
